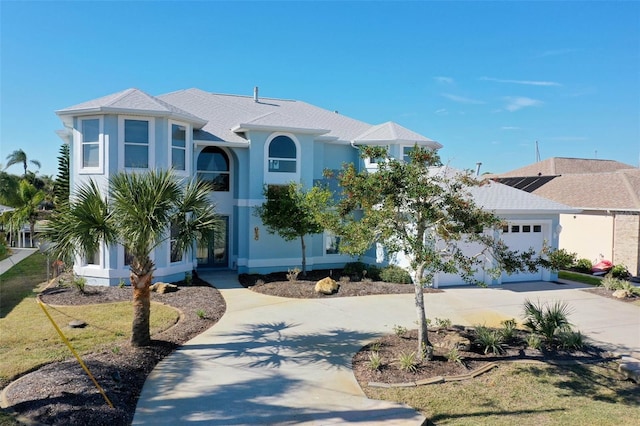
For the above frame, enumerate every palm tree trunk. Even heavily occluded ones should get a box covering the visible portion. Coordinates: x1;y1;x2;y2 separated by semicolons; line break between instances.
130;271;152;347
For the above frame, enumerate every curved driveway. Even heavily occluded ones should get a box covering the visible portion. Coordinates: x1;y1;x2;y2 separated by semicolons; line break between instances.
133;273;639;425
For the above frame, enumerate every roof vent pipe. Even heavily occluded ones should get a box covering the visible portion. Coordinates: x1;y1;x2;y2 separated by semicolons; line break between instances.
254;86;259;103
475;162;482;176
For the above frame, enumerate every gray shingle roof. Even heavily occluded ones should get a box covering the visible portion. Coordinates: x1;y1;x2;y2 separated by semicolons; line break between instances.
531;169;640;210
158;88;375;144
499;157;635;177
56;88;207;127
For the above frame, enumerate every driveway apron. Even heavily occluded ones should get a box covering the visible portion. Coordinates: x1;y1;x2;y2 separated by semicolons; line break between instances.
133;275;639;425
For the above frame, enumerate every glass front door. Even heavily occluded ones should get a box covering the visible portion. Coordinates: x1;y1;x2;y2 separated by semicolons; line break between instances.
197;216;229;268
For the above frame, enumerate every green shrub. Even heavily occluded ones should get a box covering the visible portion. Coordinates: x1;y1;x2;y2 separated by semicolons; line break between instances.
196;309;206;319
445;347;465;366
558;330;584;351
184;271;193;286
523;299;572;344
434;317;452;329
474;325;504;354
342;262;381;280
380;265;413;284
397;351;418;373
526;333;542;350
547;248;577;272
574;258;593;274
393;324;408;337
611;264;630;279
368;351;382;371
601;275;625;291
500;318;518;342
72;275;87;294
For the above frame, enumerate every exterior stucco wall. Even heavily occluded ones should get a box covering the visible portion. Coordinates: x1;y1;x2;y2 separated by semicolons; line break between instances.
559;213;614;264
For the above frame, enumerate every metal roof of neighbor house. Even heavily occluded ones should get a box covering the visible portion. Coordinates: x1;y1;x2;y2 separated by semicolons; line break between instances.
530;169;640;211
56;88;208;127
498;157;636;177
157;88;375;144
431;167;576;214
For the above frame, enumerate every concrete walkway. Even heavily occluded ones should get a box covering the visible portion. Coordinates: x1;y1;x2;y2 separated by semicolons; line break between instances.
0;248;38;275
133;274;640;425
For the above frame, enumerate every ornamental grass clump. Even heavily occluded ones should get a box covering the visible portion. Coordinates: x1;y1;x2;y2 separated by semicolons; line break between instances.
523;299;583;350
474;325;504;355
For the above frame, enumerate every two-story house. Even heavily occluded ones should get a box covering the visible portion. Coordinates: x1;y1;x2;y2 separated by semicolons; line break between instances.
56;87;572;287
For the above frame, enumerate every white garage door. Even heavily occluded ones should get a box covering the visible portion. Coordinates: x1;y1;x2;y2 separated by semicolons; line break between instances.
500;223;544;282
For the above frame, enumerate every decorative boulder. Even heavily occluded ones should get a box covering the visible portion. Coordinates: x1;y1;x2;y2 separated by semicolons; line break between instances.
436;334;471;352
151;282;178;294
612;289;631;299
315;277;339;295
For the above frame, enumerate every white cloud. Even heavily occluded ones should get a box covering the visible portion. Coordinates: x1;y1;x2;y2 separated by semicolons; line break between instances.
435;108;448;115
434;76;454;84
504;96;543;112
441;93;484;104
480;76;561;87
501;126;520;130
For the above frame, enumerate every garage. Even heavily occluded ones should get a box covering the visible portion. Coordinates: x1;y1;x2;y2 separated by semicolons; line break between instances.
500;222;545;282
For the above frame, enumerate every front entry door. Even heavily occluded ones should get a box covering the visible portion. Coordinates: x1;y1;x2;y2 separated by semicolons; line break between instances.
197;216;229;268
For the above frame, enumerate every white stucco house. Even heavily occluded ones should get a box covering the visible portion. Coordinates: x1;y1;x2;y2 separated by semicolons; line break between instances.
55;87;573;286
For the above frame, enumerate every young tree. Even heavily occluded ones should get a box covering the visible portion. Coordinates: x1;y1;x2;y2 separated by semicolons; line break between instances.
254;182;332;275
43;169;221;346
328;146;541;359
53;144;70;208
5;149;41;177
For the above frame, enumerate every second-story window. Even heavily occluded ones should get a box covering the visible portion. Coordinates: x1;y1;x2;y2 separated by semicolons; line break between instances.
124;119;149;168
81;118;100;168
197;147;230;191
171;124;186;171
268;135;296;173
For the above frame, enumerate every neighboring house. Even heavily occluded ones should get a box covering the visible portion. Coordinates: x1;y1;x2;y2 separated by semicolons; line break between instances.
56;87;568;286
495;157;640;277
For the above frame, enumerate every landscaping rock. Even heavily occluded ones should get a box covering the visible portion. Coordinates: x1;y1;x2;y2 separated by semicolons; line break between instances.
612;289;631;299
151;282;178;294
314;277;339;295
435;334;471;352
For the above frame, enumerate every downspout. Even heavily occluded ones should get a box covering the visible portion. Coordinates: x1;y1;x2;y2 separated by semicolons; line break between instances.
350;141;361;173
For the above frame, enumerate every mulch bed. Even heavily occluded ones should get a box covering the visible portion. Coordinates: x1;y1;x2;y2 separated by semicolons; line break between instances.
583;286;640;304
1;277;226;425
352;327;610;387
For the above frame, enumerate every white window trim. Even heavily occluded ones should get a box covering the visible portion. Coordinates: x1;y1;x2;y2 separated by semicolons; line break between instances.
168;223;186;265
118;116;155;171
119;245;155;270
324;231;344;256
81;244;103;267
264;132;300;185
76;116;104;174
168;120;190;175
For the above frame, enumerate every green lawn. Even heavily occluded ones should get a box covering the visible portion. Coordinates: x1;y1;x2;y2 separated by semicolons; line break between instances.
366;362;639;425
0;253;179;387
558;270;602;286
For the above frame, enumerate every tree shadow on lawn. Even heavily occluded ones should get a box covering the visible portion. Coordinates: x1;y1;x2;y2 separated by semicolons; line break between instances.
512;362;639;407
197;321;380;370
426;408;566;425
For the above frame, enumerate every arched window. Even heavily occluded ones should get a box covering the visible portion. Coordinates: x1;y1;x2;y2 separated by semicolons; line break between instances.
267;135;296;173
197;147;230;191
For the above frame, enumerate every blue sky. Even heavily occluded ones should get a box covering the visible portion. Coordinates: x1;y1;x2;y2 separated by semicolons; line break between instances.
2;1;639;177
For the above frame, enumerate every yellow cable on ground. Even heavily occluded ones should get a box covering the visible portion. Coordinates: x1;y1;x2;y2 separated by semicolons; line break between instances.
36;297;114;409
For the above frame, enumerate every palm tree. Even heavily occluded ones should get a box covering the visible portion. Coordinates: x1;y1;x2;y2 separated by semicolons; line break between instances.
43;169;220;346
6;180;45;247
5;149;41;176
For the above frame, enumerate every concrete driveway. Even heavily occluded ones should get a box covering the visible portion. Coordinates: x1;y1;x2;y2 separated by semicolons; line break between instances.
133;274;639;425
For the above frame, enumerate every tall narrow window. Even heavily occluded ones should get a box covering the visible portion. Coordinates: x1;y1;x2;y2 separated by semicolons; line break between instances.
81;119;100;168
124;119;149;168
171;124;186;171
325;231;341;255
267;136;296;173
197;147;230;191
124;247;134;267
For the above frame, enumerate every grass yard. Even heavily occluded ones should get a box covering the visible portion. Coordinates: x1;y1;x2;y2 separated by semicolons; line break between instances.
558;270;602;286
0;253;180;387
365;362;639;426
